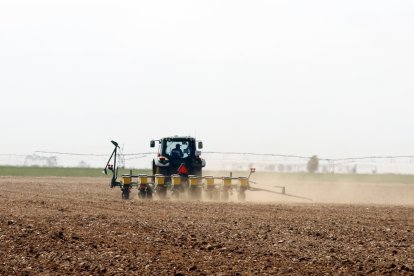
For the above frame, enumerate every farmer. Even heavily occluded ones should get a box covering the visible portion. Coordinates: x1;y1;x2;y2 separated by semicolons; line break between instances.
171;144;184;158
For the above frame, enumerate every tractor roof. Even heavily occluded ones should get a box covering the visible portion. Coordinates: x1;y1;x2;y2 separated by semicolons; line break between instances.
161;136;196;140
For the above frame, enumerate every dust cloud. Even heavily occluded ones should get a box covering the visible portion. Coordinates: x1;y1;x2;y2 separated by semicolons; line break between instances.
242;173;414;205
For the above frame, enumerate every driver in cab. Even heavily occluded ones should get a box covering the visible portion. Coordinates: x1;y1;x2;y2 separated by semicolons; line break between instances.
170;144;184;158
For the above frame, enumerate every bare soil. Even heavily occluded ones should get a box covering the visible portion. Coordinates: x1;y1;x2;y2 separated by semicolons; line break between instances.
1;176;414;275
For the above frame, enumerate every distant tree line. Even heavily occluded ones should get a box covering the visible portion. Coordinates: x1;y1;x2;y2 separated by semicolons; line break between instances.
24;154;57;167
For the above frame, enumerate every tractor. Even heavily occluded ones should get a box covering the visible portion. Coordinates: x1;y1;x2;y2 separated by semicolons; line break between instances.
150;136;205;198
103;137;206;200
103;138;312;201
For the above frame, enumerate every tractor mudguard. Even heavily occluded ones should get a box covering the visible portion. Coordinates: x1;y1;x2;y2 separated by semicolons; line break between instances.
153;158;170;167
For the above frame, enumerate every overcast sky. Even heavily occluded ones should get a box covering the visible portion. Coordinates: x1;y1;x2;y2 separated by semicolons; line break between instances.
1;0;413;159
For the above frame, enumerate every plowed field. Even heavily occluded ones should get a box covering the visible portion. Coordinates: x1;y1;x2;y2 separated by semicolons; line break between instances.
1;176;414;275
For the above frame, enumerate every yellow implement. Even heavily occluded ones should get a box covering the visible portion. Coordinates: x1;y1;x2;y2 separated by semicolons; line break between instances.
171;174;181;186
238;177;249;187
222;177;232;187
155;174;165;185
188;175;199;187
204;176;215;186
122;175;132;185
138;174;148;185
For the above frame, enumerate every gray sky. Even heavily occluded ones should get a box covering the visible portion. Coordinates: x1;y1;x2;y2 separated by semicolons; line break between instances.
1;0;414;158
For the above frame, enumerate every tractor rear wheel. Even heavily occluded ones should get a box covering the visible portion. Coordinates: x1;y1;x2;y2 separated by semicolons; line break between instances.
155;166;169;175
193;168;202;177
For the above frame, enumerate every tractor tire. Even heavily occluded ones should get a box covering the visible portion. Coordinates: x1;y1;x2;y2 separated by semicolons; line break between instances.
193;168;202;177
152;161;157;175
155;166;169;175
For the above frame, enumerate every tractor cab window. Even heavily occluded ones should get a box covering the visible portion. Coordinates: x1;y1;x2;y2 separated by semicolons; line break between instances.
164;140;192;159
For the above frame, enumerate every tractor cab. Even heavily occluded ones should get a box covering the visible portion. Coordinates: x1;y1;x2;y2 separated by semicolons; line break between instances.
151;136;205;176
163;139;193;159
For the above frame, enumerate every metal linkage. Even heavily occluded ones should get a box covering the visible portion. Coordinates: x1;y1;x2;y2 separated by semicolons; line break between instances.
112;172;255;201
112;169;312;201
